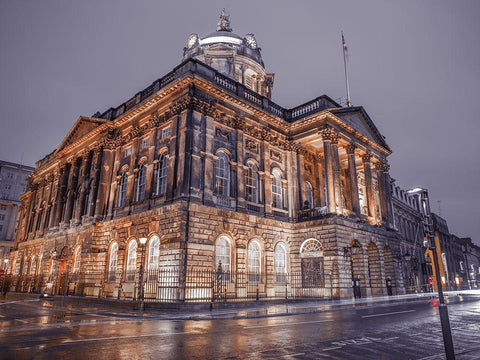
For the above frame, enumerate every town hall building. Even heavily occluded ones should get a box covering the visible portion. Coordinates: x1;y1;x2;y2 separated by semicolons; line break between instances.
9;11;417;301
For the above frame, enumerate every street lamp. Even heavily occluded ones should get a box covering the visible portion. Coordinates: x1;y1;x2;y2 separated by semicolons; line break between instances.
3;259;8;272
138;237;147;311
408;187;455;359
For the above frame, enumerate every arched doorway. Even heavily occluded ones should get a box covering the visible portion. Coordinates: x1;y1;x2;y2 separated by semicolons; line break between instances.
350;240;365;298
383;246;396;295
56;246;69;295
367;242;384;296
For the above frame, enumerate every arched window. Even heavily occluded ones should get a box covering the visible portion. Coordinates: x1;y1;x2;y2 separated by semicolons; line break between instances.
72;247;81;273
148;236;160;270
245;162;259;203
156;155;168;196
108;242;118;280
215;236;231;274
29;256;37;275
118;173;128;207
305;181;314;209
214;151;230;197
135;164;146;202
126;240;137;281
248;241;262;283
274;243;287;283
272;169;283;209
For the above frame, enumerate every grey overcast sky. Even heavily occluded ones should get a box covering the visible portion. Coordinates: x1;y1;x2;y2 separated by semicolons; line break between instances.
0;1;479;243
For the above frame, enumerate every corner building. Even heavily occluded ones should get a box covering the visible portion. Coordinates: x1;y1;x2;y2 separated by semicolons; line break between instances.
10;13;406;300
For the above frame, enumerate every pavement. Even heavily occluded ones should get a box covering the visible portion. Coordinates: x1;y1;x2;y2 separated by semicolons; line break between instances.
2;289;480;321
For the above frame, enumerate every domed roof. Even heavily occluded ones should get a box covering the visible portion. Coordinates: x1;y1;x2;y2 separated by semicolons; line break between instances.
183;9;264;67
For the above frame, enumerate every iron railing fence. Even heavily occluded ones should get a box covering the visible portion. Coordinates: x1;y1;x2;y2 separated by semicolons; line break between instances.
3;268;330;303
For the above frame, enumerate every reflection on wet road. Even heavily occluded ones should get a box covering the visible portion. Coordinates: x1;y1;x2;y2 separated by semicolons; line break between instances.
1;297;480;359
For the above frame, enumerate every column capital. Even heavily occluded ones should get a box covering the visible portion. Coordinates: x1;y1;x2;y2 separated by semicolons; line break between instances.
345;143;356;155
319;128;339;143
362;153;372;163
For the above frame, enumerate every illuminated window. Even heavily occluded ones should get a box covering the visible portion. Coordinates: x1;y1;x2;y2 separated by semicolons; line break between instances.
245;161;259;203
305;181;314;209
161;127;170;138
135;164;146;202
118;173;128;207
109;243;118;275
275;243;287;283
124;147;131;157
148;236;160;270
156;155;168;195
126;240;137;274
73;247;81;273
214;151;230;197
272;169;283;209
248;241;262;283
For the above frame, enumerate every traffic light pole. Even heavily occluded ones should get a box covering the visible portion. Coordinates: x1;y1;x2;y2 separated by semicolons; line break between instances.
430;239;455;359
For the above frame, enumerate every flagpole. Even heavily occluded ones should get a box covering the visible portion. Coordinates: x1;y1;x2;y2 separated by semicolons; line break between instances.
342;31;352;107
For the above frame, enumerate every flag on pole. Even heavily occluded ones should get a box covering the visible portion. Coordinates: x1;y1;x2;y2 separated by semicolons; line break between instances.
342;32;349;61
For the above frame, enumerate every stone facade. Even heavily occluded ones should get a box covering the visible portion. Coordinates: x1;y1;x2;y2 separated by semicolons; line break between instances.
9;13;418;301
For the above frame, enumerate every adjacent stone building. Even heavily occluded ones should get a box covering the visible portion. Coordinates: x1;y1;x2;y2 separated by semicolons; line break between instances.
0;160;34;273
9;11;430;301
391;182;427;292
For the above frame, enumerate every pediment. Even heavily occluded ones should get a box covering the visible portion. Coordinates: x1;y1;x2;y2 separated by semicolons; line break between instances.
330;107;391;151
56;116;109;153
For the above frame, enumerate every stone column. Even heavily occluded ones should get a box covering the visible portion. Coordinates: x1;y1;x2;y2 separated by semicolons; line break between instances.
94;148;115;220
263;141;273;216
297;153;306;209
87;149;102;217
236;130;246;212
314;154;325;208
345;144;361;218
376;161;394;228
362;154;376;220
73;154;90;223
320;128;337;214
331;136;343;214
63;159;81;224
53;164;70;227
286;150;299;220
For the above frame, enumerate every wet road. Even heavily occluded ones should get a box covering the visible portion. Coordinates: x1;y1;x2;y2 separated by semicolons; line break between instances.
1;297;480;359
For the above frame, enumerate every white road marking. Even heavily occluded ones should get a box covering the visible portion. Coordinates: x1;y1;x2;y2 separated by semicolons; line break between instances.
244;319;333;329
62;331;191;344
0;299;40;306
282;353;305;358
383;337;400;341
321;347;342;351
361;309;416;318
416;353;446;360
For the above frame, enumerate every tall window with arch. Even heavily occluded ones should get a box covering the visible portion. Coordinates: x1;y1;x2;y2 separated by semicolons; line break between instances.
126;240;137;281
148;236;160;271
29;256;37;276
274;243;287;283
215;236;231;281
118;173;128;207
214;151;230;197
156;154;168;196
272;169;283;209
135;164;146;202
305;181;314;209
248;241;262;283
245;161;259;203
72;247;81;274
108;242;118;280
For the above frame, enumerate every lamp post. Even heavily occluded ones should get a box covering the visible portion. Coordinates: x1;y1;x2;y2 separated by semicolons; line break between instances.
138;237;147;311
1;259;8;295
49;248;58;296
408;187;455;359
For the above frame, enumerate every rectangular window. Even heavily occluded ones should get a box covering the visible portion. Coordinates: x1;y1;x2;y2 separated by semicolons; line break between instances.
7;173;13;179
0;214;4;221
161;127;170;139
124;147;131;157
4;185;11;190
141;138;150;149
0;205;6;210
0;225;3;232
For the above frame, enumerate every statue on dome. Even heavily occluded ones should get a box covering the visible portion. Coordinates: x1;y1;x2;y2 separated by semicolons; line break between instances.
217;8;232;32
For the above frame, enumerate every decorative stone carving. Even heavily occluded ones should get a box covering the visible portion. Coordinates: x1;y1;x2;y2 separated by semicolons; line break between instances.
245;139;258;153
345;143;356;155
